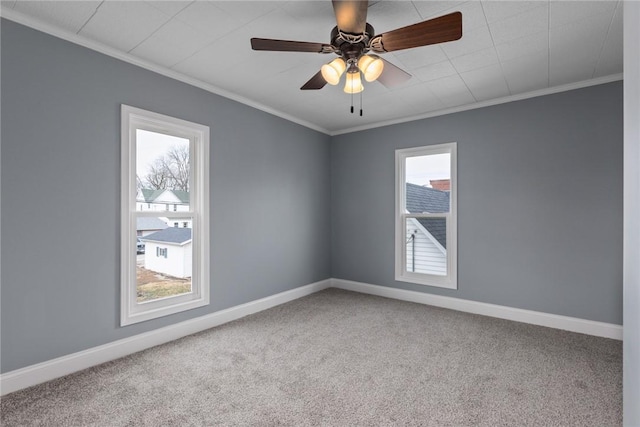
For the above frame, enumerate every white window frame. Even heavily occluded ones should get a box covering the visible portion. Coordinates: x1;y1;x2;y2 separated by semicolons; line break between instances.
121;105;210;326
395;143;457;289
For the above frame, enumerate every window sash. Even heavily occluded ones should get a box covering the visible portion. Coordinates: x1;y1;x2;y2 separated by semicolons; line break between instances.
395;143;457;289
404;213;448;220
121;105;209;326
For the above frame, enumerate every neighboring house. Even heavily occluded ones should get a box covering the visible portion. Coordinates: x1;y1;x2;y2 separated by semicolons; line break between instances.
136;188;192;228
137;188;190;213
142;227;192;279
136;216;168;237
405;182;450;276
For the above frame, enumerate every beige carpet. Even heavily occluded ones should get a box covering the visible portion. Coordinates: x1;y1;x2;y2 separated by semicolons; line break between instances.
1;288;622;426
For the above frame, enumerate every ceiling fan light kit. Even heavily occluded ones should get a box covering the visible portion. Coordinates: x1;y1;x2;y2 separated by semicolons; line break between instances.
321;57;347;85
250;0;462;115
344;69;364;94
358;54;384;82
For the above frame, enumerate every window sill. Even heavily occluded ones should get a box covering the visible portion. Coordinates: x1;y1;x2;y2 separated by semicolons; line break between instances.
395;273;457;290
121;295;209;326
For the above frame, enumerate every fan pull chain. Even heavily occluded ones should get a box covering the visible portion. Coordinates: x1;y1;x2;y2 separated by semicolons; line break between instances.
350;89;354;114
360;90;363;116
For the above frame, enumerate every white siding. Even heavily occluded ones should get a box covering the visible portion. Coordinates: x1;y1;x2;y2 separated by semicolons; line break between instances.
406;218;446;276
143;241;192;278
164;218;192;228
138;202;189;212
183;240;192;279
153;190;182;204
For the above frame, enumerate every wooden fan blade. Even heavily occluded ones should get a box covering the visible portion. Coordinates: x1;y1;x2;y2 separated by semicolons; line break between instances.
251;38;332;53
301;71;327;90
377;58;411;88
332;0;369;34
370;12;462;53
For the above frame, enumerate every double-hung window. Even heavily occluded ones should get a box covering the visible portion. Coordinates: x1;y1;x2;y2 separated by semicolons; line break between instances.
395;143;457;289
121;105;210;326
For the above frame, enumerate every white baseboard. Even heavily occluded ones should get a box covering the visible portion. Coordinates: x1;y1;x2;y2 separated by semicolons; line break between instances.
1;277;622;396
331;278;623;341
0;279;331;396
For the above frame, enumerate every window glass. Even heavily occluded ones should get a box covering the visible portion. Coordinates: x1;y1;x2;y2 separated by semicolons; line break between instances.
136;130;190;212
396;143;457;289
405;153;450;213
122;105;209;325
137;226;192;303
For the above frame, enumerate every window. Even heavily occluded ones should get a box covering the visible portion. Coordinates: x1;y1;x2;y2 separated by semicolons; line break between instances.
395;143;457;289
121;105;209;326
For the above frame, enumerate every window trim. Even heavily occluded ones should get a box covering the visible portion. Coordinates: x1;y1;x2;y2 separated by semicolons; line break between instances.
395;143;457;289
121;105;210;326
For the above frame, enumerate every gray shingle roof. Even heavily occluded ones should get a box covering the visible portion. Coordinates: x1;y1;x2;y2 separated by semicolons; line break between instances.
139;189;189;204
417;218;447;249
171;190;189;203
142;227;192;245
140;189;164;202
406;183;450;214
136;217;168;231
406;183;449;248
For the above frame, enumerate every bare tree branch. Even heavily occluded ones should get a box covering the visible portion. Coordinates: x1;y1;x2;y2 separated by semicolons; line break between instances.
142;145;189;191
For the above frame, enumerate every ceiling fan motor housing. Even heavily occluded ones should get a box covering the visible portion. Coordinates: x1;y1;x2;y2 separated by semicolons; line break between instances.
330;23;375;61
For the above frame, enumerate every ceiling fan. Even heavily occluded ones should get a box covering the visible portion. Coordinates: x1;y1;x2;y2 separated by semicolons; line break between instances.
250;1;462;97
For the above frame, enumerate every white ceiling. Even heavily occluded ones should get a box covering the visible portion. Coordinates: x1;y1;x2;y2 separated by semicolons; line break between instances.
1;1;623;134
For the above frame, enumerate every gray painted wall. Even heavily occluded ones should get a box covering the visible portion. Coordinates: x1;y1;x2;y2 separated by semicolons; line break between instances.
332;82;623;325
0;17;625;377
1;20;331;373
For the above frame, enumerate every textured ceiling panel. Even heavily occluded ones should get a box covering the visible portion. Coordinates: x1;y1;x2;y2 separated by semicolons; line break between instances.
1;0;623;133
130;18;214;68
488;4;549;45
79;1;173;52
501;51;549;94
450;46;499;73
594;4;623;78
460;63;511;101
13;0;101;33
481;1;545;23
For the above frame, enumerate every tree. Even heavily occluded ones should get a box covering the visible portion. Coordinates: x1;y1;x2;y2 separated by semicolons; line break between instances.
140;145;190;191
136;175;144;193
164;145;189;192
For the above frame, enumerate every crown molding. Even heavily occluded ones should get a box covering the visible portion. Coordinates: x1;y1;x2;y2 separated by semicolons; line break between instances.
0;8;332;136
330;73;624;136
1;7;623;138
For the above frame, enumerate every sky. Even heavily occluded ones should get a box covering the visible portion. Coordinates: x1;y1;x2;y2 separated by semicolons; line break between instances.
136;129;189;179
405;153;450;187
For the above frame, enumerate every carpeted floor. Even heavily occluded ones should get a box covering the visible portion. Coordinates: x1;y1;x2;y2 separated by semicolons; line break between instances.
1;288;622;426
